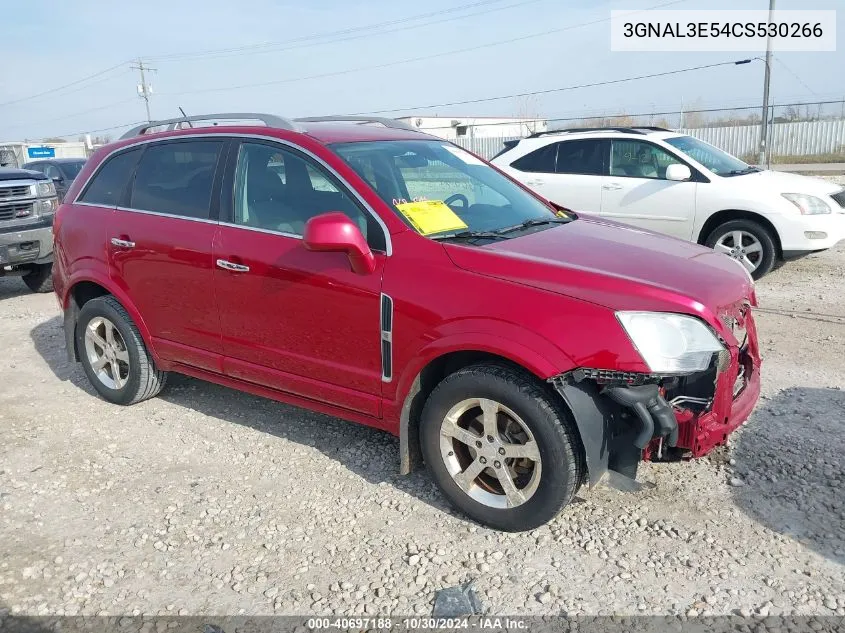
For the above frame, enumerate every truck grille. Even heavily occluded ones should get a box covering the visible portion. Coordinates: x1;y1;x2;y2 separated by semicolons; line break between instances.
0;203;33;221
0;185;31;201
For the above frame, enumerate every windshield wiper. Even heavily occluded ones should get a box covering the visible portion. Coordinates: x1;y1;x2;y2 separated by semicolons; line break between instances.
726;166;761;176
430;230;510;242
495;217;571;235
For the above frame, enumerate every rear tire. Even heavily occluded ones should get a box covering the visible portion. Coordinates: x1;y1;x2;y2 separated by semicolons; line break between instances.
22;264;53;293
75;296;167;405
705;219;777;280
419;363;583;532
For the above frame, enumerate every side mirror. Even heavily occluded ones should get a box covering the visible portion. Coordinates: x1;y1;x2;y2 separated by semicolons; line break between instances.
303;212;377;275
665;164;692;181
52;176;63;183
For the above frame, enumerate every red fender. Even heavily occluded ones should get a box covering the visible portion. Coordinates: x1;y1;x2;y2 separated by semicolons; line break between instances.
62;269;167;369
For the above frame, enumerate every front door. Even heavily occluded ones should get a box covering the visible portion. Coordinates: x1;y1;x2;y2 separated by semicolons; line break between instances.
213;139;386;417
108;138;226;371
599;139;697;240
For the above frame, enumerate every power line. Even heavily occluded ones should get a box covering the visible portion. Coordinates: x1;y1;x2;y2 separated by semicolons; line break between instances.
41;120;145;142
347;59;759;116
160;0;689;98
418;98;845;131
772;55;820;97
39;98;844;141
0;62;130;108
3;99;138;134
150;0;546;64
540;91;841;124
147;0;516;62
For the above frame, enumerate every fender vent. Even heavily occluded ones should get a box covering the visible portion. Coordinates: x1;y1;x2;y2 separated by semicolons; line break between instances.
380;293;394;382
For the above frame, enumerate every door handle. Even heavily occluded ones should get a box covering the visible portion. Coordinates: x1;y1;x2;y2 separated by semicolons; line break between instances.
216;259;250;273
526;180;545;186
110;237;135;248
602;183;623;191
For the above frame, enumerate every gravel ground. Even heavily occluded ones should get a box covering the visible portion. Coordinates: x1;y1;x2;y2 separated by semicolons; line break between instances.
1;241;843;618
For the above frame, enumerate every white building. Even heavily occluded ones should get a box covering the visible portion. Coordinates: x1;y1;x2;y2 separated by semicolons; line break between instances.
0;141;89;169
396;116;547;140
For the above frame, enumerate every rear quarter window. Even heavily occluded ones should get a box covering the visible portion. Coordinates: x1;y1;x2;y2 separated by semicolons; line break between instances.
511;144;557;173
78;148;143;206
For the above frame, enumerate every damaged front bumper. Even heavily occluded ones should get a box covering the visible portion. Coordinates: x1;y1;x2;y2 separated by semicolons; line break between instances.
550;302;761;487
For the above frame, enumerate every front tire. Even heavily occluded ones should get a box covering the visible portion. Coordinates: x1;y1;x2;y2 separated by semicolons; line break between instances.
705;219;777;280
22;264;53;293
419;363;583;532
75;296;167;405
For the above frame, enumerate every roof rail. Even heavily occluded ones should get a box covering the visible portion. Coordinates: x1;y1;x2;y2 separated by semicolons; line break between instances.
632;126;674;132
528;127;649;139
295;116;418;131
119;113;303;139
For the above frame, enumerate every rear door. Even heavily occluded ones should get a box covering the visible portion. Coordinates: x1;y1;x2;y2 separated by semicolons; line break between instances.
108;138;227;371
599;139;697;239
65;150;144;298
508;139;607;213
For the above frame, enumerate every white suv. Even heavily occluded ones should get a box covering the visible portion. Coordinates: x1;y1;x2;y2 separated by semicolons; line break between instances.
492;127;845;279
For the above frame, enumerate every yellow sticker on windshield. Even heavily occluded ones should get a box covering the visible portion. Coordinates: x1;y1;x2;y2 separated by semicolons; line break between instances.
395;200;468;236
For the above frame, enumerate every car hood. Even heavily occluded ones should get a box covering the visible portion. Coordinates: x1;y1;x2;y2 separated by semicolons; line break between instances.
0;167;48;182
725;169;843;197
444;215;754;313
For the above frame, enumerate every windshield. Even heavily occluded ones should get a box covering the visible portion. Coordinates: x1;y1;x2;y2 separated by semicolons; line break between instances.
664;135;754;176
61;161;86;180
332;140;567;240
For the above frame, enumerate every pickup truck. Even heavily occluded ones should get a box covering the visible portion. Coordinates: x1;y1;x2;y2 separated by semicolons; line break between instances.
0;167;59;292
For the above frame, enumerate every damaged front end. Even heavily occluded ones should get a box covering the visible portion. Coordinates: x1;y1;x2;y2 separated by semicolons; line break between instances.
549;301;761;487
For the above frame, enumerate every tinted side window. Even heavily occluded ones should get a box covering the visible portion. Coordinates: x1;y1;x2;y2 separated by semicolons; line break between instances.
511;144;557;173
555;140;606;175
610;140;682;179
130;141;223;219
232;142;385;250
79;148;142;206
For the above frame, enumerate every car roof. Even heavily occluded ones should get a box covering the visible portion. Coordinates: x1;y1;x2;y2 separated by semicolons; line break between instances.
25;157;87;164
298;122;432;144
114;113;433;147
495;129;687;159
109;123;432;148
527;128;685;142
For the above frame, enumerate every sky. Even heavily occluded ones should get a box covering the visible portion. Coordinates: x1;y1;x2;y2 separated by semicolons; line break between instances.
0;0;842;141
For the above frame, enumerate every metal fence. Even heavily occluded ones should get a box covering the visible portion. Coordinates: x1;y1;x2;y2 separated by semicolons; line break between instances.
451;118;845;161
452;136;520;160
680;119;845;160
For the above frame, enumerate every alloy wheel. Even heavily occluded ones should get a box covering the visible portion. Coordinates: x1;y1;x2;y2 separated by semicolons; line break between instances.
83;317;130;390
714;230;763;273
439;397;542;509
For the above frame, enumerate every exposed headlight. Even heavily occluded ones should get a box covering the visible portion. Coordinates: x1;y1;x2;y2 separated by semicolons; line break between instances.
616;312;725;374
35;198;58;215
782;193;831;215
34;180;56;198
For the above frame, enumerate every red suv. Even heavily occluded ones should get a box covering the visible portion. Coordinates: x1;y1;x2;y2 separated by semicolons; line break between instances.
53;113;761;531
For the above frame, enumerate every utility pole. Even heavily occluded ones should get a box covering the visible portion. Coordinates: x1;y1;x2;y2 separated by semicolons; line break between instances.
758;0;775;166
679;97;684;130
131;59;155;123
